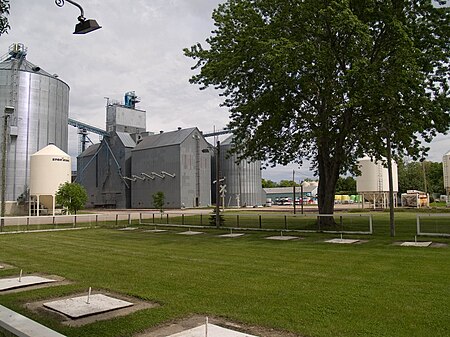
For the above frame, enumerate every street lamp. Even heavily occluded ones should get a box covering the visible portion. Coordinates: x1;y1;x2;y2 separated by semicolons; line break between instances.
1;106;14;231
55;0;101;34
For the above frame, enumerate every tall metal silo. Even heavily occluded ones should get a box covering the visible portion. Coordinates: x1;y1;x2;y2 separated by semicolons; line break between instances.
218;135;264;207
0;43;69;202
442;150;450;205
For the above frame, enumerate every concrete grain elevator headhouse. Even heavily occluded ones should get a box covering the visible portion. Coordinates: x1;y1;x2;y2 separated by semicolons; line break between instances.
0;44;69;213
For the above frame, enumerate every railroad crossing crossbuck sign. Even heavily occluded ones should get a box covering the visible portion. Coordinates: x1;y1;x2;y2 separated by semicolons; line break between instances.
220;184;227;197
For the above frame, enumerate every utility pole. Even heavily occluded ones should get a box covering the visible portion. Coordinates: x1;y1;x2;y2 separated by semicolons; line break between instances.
293;170;296;214
386;129;395;237
215;141;221;228
301;181;304;214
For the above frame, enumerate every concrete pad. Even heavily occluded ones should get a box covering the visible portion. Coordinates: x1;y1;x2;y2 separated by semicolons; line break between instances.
143;229;167;233
325;238;360;244
0;276;57;291
118;227;137;231
219;233;245;238
0;265;4;269
266;235;299;241
43;294;133;319
401;241;432;247
178;231;203;235
167;323;258;337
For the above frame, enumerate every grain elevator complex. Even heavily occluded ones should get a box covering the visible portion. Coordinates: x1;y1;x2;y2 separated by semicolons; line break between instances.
0;44;265;213
2;43;449;214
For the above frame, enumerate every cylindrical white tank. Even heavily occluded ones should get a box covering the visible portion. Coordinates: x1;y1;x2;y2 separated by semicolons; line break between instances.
442;151;450;190
29;144;71;197
356;156;398;192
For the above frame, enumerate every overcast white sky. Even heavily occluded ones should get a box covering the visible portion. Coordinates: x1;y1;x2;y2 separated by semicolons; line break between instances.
2;0;449;183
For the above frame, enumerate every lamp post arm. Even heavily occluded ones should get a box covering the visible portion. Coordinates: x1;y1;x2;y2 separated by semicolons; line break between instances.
55;0;86;21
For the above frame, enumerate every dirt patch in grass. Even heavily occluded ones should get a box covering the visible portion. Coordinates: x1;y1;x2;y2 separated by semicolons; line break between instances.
135;314;303;337
0;262;15;270
26;290;159;327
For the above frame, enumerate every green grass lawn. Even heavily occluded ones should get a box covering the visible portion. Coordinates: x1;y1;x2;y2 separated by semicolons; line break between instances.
0;212;449;337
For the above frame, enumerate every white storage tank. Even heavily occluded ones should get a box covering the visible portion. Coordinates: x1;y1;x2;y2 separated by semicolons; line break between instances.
356;156;398;193
29;144;71;215
442;150;450;190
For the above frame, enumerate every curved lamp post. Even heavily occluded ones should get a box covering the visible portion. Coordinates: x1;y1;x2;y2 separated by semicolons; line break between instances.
55;0;101;34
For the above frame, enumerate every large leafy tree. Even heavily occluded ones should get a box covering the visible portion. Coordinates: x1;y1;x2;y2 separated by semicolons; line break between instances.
0;0;10;36
335;177;357;194
185;0;450;221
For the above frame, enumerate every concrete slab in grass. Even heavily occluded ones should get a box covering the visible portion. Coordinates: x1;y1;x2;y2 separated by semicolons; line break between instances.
401;241;432;247
178;231;203;235
325;238;360;244
0;276;57;291
43;294;133;319
118;227;138;231
266;235;299;241
219;233;245;238
168;323;259;337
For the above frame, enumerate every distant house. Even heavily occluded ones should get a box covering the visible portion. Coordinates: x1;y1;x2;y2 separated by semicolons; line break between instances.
131;127;211;209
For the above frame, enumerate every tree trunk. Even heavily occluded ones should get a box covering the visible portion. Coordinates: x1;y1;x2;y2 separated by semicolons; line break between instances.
317;142;341;229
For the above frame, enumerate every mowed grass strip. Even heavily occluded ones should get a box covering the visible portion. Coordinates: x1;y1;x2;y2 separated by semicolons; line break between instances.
0;213;448;337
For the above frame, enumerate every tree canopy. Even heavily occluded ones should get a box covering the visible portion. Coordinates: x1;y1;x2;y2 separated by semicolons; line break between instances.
55;182;88;215
0;0;9;36
185;0;450;216
397;159;445;196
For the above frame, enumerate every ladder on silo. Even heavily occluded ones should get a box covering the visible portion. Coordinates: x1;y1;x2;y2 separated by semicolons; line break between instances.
444;156;450;205
377;161;384;208
8;44;27;111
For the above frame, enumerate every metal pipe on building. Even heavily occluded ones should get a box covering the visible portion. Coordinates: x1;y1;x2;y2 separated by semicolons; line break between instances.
1;106;14;230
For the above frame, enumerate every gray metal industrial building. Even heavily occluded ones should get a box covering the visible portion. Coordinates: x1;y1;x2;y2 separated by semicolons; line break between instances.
131;128;211;208
77;127;212;209
77;131;135;208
